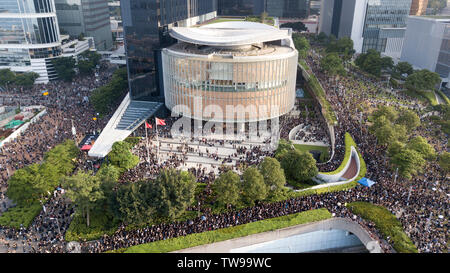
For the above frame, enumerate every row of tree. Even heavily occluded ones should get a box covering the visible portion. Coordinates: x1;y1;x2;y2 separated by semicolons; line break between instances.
51;51;102;82
90;67;128;116
0;69;39;88
369;106;437;179
7;140;79;206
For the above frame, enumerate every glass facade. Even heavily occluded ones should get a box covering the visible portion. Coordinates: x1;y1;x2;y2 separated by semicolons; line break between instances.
218;0;310;18
436;25;450;78
0;48;31;67
0;0;55;14
121;0;217;102
0;0;62;83
162;46;298;122
362;0;412;53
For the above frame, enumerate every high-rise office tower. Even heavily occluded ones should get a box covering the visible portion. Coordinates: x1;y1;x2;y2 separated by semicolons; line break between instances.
54;0;113;51
266;0;310;18
120;0;217;103
0;0;62;84
218;0;310;18
410;0;429;15
319;0;412;57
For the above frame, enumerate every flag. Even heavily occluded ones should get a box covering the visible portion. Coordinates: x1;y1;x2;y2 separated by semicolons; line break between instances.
155;117;166;126
145;121;152;129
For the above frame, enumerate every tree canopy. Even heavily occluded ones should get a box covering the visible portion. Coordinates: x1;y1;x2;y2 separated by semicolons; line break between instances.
108;141;139;173
213;170;241;207
52;57;76;82
279;149;318;183
320;52;345;76
405;69;441;92
241;167;267;205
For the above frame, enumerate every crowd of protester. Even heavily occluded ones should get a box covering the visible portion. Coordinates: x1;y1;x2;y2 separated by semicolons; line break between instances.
0;48;448;254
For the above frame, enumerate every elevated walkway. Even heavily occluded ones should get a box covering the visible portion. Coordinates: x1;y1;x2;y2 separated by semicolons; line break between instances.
88;93;163;158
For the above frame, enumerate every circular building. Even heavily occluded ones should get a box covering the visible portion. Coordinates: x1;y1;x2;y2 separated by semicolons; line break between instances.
162;21;298;123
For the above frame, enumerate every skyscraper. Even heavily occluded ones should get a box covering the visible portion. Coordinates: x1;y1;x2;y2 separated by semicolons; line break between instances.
121;0;217;103
217;0;310;19
319;0;412;56
54;0;113;51
0;0;62;83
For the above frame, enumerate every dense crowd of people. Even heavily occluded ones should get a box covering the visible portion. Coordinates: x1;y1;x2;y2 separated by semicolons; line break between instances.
0;46;448;254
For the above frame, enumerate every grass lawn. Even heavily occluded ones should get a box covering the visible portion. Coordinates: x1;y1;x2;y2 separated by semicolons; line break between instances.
65;211;119;242
294;143;330;163
0;202;42;229
109;208;332;253
346;202;418;253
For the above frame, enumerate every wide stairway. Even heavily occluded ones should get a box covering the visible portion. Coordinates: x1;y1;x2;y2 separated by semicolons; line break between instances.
116;100;163;131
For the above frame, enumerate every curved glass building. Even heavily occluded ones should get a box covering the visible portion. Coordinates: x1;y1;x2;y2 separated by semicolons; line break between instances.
162;22;298;123
0;0;62;83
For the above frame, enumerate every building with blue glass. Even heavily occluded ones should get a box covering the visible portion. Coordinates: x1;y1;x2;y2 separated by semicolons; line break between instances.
120;0;217;104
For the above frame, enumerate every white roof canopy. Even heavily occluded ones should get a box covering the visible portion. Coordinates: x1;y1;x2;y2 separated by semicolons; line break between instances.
170;21;291;47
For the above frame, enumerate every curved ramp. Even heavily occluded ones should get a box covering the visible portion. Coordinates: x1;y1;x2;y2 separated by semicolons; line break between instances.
171;218;382;253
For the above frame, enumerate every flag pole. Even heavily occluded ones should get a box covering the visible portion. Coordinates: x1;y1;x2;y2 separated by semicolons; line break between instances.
145;122;150;163
156;118;159;165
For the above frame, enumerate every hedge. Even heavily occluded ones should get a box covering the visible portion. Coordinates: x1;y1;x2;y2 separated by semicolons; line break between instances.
436;90;450;105
0;202;42;229
346;202;418;253
109;208;332;253
320;133;356;175
65;211;119;242
299;60;338;125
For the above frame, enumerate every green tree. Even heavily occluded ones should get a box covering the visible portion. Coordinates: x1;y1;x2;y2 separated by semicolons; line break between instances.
258;157;286;195
114;181;154;225
396;109;420;132
394;62;414;79
391;149;426;180
327;37;354;62
388;141;405;158
275;139;294;159
0;69;16;88
213;170;241;208
96;164;121;214
145;169;196;220
371;105;399;123
241;167;267;205
13;72;39;87
406;136;436;160
61;171;104;227
44;139;79;176
438;152;450;174
279;149;318;183
355;49;382;76
405;69;441;92
381;56;394;70
293;35;310;59
6;163;59;205
320;52;345;76
281;22;308;32
52;57;76;82
108;141;139;172
90;67;128;116
317;32;328;45
373;119;407;146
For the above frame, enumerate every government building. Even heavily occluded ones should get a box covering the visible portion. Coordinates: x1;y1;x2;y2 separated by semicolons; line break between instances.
162;21;298;122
